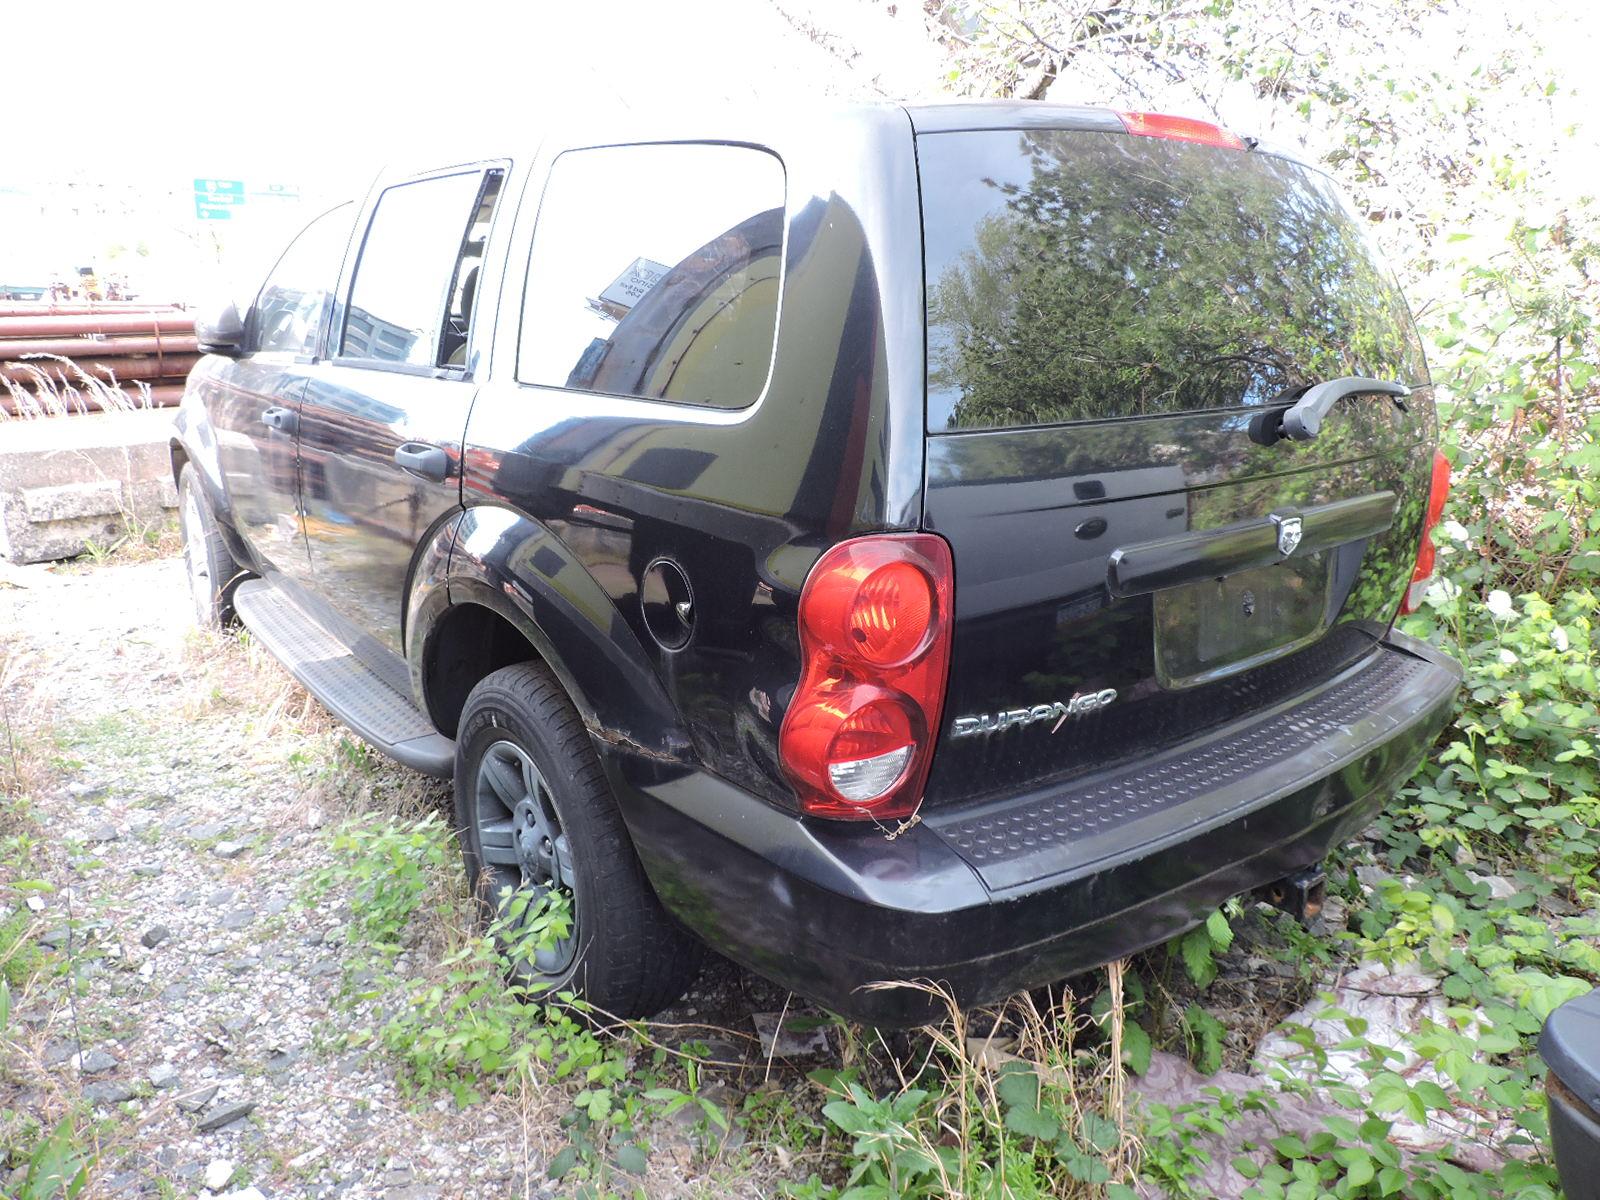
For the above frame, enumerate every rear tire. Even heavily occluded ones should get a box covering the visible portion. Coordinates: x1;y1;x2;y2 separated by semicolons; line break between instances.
453;662;702;1018
177;464;242;629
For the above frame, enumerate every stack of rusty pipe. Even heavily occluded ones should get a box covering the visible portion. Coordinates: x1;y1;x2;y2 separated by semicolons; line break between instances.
0;302;197;416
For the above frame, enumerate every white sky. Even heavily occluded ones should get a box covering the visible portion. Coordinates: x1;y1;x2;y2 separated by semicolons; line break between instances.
9;1;900;191
3;0;1594;300
1;0;927;298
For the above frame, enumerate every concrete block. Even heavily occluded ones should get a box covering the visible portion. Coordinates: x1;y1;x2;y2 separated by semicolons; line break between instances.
22;479;124;523
0;409;179;563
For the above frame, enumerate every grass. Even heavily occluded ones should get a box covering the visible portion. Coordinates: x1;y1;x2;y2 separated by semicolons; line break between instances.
0;352;181;574
0;562;289;1190
50;714;129;756
0;355;160;422
163;571;1600;1193
72;513;180;569
298;799;1150;1198
0;646;99;1194
287;613;1586;1200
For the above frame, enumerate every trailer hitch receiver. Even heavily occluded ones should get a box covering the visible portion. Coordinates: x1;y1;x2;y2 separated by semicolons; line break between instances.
1257;864;1326;926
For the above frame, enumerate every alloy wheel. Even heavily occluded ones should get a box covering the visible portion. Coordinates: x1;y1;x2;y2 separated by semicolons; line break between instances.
472;738;578;974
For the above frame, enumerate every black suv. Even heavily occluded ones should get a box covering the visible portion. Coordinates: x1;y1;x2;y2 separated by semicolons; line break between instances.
174;103;1461;1024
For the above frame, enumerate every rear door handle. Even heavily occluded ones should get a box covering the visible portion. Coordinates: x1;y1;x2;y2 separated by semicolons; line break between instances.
261;405;298;433
394;442;452;482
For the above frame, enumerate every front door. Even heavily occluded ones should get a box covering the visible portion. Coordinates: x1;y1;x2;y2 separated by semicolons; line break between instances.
205;203;354;583
297;167;505;654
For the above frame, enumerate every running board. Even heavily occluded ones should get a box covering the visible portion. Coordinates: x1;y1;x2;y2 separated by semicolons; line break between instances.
233;579;454;778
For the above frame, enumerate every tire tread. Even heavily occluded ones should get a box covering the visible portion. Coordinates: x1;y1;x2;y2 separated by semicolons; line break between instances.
455;662;702;1018
178;464;244;627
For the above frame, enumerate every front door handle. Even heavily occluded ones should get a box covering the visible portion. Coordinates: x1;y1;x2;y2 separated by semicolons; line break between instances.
394;442;452;483
261;405;298;433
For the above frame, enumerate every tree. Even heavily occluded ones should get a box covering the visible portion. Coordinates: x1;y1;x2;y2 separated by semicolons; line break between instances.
923;0;1597;589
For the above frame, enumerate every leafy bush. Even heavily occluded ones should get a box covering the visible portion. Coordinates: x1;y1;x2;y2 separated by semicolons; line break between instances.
1398;584;1600;885
810;1019;1139;1200
928;2;1596;1195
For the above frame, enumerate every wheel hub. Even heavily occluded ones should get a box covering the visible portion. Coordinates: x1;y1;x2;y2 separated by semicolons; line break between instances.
512;799;560;885
472;738;578;975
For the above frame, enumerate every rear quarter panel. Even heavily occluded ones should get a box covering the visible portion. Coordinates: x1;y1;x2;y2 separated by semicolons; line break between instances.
454;108;928;807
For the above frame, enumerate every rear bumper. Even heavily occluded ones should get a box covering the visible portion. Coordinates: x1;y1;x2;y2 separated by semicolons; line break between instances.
615;631;1461;1025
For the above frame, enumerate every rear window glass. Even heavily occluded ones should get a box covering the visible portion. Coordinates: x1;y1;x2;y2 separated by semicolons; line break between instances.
518;143;784;408
920;130;1427;432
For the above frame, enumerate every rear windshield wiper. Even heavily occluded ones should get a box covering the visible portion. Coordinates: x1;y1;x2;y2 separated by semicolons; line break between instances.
1252;377;1411;445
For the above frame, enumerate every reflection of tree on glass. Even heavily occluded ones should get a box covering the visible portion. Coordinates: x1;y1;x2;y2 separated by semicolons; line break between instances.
923;131;1427;432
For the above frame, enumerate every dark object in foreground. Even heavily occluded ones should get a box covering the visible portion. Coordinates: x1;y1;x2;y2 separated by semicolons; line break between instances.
1542;990;1600;1200
172;101;1459;1024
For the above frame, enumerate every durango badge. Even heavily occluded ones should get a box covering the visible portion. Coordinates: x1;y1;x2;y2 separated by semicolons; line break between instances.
951;688;1118;738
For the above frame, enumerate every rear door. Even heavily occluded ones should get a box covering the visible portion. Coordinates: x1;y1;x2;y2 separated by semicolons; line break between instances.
916;120;1435;806
297;167;505;653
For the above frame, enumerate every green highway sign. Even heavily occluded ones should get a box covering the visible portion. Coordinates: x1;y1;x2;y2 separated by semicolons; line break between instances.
194;178;245;221
192;178;300;220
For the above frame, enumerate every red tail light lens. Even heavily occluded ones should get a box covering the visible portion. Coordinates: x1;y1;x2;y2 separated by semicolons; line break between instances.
1400;450;1451;615
809;556;936;666
1115;111;1245;150
780;535;954;820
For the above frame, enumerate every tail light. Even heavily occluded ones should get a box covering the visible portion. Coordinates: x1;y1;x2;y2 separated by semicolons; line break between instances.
780;534;954;820
1115;111;1245;151
1400;450;1452;615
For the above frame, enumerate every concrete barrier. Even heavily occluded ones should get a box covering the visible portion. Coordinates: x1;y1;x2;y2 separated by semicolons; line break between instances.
0;409;178;563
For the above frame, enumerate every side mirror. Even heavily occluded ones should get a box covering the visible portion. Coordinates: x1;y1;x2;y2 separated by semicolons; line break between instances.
195;301;247;357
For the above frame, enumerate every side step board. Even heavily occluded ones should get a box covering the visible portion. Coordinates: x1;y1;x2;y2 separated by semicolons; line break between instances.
233;579;454;778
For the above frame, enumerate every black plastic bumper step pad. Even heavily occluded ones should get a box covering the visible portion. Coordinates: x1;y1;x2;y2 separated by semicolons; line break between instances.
930;645;1448;890
233;579;453;777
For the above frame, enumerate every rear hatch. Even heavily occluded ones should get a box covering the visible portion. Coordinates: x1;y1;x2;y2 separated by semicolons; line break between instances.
915;113;1436;808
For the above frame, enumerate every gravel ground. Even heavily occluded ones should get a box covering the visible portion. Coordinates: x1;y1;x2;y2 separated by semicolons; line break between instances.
0;554;792;1199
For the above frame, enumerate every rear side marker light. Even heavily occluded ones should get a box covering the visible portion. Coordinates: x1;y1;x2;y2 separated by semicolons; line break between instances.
780;534;954;821
1400;450;1451;615
1115;110;1246;151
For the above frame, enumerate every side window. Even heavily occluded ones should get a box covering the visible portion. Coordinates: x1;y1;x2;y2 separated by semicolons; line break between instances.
340;170;502;369
252;203;354;355
518;144;784;408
